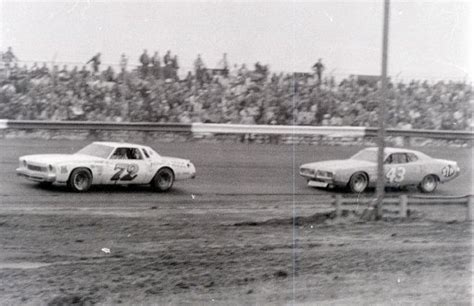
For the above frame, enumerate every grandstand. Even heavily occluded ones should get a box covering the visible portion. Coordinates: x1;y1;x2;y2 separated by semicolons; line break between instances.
0;51;471;131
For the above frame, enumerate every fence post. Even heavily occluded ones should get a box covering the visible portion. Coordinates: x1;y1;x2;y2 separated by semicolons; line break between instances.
399;195;408;218
334;195;342;219
467;196;474;221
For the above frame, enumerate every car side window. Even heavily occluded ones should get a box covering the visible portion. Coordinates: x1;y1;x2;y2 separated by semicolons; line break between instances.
385;153;407;164
397;153;408;164
407;153;418;163
111;148;128;159
111;148;143;160
142;149;150;158
130;148;143;160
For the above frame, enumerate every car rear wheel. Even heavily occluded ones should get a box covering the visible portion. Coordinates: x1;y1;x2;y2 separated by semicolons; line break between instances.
349;172;368;193
151;168;174;192
418;175;438;193
68;168;92;192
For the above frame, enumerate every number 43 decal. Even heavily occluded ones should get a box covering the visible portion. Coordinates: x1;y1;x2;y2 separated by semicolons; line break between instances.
386;167;406;183
111;163;139;181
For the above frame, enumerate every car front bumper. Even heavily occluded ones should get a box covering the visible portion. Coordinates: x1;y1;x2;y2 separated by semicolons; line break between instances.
306;177;337;188
300;168;337;188
16;168;56;183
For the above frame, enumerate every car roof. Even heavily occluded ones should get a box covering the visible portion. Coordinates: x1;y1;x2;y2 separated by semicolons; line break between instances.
364;147;421;155
93;141;147;149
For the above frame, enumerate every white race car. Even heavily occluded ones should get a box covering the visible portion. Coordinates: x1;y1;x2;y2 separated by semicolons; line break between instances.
17;141;196;192
300;147;460;193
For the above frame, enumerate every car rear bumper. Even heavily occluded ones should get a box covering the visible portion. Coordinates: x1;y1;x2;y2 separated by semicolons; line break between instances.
16;168;56;183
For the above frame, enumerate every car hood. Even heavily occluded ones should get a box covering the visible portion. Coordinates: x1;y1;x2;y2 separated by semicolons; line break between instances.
21;154;104;165
300;159;375;171
435;158;456;165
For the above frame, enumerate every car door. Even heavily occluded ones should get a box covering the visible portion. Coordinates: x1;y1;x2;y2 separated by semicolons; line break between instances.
105;147;153;185
404;152;425;184
384;153;421;186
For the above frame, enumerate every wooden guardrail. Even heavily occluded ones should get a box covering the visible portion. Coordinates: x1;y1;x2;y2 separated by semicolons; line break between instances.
332;194;474;221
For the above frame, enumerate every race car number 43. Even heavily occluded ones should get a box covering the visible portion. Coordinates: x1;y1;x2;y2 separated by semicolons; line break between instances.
386;167;406;183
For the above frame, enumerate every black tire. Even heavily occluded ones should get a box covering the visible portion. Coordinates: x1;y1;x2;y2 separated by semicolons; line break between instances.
151;168;174;192
418;175;438;193
68;168;92;192
348;172;368;193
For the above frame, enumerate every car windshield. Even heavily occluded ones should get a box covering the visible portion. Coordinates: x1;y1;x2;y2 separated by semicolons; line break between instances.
75;143;114;159
350;149;379;162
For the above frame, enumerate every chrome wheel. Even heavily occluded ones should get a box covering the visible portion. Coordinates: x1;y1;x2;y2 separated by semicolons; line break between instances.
68;169;92;192
152;168;174;192
419;175;438;193
349;172;368;193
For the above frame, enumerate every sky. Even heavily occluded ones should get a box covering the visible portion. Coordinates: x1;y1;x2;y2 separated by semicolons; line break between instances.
0;0;472;81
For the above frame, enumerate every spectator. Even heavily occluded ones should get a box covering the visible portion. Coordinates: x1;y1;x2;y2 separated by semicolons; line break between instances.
185;71;194;89
312;58;325;84
238;64;249;77
171;55;179;80
194;54;205;86
254;62;268;82
217;53;229;77
163;50;172;66
151;51;161;79
139;49;150;77
119;53;128;73
87;52;101;73
3;47;18;69
103;66;115;82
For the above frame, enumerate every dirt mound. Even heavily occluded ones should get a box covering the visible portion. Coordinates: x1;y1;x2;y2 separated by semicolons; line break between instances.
234;209;423;227
234;209;355;227
47;294;98;306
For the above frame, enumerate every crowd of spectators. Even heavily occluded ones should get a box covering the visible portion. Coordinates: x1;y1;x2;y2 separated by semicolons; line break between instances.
0;48;471;131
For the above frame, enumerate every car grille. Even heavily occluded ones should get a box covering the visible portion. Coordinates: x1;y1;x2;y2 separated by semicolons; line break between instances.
316;170;334;179
27;164;47;172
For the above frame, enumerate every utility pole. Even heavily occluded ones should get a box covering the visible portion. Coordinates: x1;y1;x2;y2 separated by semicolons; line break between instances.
375;0;391;220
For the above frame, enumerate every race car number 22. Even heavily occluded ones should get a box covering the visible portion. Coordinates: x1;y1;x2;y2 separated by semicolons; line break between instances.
111;163;139;181
386;167;406;183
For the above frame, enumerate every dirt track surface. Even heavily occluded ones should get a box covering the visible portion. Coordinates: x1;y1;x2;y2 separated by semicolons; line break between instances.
0;139;472;304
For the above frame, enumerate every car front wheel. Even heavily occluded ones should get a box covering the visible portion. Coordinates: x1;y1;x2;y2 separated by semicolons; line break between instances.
349;172;368;193
151;168;174;192
418;175;438;193
68;168;92;192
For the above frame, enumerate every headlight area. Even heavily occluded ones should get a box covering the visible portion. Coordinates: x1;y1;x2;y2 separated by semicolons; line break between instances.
299;167;315;177
17;161;58;183
315;170;334;180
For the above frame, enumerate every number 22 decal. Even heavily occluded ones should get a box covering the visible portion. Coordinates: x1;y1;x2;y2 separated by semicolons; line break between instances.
386;167;406;183
111;163;139;181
